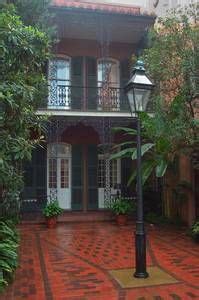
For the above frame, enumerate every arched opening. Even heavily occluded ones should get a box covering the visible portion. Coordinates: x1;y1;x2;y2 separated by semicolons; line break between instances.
61;123;100;145
61;124;100;211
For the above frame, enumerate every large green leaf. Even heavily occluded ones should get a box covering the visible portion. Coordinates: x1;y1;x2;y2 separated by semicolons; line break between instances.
112;127;137;135
142;160;156;185
156;159;168;177
110;147;136;160
131;143;154;160
0;260;12;273
127;169;137;186
112;141;136;150
127;160;155;186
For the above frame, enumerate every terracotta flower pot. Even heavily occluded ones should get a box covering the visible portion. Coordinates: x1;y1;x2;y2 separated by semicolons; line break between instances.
116;214;128;226
46;216;57;228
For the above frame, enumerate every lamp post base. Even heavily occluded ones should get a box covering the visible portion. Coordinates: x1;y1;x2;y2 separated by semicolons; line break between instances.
134;231;149;278
134;271;149;278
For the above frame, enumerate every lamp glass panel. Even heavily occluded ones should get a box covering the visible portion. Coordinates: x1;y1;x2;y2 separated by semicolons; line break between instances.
127;90;136;113
134;88;151;112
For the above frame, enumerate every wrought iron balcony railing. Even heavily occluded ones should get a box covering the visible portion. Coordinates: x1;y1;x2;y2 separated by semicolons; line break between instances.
42;82;130;112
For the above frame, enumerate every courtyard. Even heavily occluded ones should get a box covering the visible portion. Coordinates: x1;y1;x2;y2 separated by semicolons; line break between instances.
2;222;199;300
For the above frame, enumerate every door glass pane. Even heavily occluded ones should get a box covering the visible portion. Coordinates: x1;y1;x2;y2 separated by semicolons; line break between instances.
49;158;57;188
61;159;69;188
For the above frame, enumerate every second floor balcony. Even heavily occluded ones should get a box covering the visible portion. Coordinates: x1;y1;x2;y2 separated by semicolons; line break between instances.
39;56;130;114
47;80;129;112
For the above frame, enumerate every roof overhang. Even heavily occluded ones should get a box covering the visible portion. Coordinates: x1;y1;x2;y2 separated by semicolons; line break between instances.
50;5;155;44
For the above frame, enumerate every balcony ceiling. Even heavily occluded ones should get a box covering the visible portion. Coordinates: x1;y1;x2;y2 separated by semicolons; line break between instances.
54;9;155;44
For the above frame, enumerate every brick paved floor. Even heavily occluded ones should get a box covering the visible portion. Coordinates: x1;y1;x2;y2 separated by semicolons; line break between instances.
1;222;199;300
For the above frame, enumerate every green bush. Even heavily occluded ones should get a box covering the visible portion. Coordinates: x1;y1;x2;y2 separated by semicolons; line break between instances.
0;220;19;293
191;220;199;238
110;198;135;215
42;200;63;218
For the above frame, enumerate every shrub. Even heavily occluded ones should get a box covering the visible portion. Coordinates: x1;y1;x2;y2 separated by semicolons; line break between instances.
110;197;135;215
42;200;63;218
190;220;199;241
0;220;19;292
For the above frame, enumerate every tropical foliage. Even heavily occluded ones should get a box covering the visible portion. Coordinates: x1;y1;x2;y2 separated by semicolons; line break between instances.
111;4;199;186
0;1;53;292
0;2;52;217
42;200;63;218
191;220;199;237
109;197;135;215
0;220;19;292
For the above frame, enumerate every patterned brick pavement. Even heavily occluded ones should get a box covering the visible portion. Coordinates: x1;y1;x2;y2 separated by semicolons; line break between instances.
1;222;199;300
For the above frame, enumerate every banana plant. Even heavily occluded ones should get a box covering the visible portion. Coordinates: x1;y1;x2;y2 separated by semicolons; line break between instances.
111;126;169;186
110;96;193;187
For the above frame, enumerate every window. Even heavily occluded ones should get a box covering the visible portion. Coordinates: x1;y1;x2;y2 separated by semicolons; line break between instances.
97;58;120;111
61;159;69;188
48;144;71;157
48;58;71;108
98;59;119;86
49;158;57;188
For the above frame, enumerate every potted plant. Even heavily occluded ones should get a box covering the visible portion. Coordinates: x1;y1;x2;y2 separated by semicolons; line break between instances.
110;197;135;226
42;200;63;228
190;220;199;243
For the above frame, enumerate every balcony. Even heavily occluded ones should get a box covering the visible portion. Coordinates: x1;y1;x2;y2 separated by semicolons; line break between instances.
42;82;129;113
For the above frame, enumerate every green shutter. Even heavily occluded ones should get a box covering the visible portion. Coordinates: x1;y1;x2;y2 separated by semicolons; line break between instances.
121;157;132;197
22;146;47;211
86;57;97;110
120;59;130;111
71;57;83;110
87;145;98;210
72;145;83;210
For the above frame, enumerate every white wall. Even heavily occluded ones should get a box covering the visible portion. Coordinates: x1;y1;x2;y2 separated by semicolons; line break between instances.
81;0;152;11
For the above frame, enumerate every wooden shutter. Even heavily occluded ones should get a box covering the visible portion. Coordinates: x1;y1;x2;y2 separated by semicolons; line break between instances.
71;145;83;210
120;59;130;111
22;146;47;211
87;145;98;210
86;57;97;110
121;157;132;197
71;57;83;110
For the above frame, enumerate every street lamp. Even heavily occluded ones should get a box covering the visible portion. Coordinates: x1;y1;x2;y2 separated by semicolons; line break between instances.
125;60;154;278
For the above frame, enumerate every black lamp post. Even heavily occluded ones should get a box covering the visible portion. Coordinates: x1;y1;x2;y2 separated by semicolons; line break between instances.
125;60;154;278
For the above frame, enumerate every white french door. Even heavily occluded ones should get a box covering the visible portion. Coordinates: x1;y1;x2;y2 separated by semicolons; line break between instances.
48;58;71;109
98;156;121;208
47;144;71;209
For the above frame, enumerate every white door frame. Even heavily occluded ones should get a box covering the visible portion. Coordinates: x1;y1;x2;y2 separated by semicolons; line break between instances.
47;143;72;209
